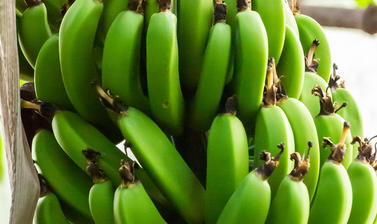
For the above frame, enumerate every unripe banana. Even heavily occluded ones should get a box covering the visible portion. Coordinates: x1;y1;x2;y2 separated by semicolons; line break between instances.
34;34;73;110
266;149;311;224
308;123;353;224
284;0;299;35
145;0;159;27
312;86;354;169
16;0;28;12
189;3;231;131
178;0;213;89
205;96;249;224
18;0;52;68
295;14;332;82
146;0;184;135
252;0;285;63
59;0;119;140
278;98;319;201
232;0;268;128
32;130;93;222
98;89;205;224
34;193;70;224
114;161;166;224
217;149;283;224
347;136;377;224
16;11;34;81
254;64;295;198
42;0;67;32
102;0;149;113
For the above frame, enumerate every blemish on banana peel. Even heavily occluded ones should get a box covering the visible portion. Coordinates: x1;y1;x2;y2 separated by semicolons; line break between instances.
162;100;169;109
323;122;350;164
289;141;312;182
256;143;284;180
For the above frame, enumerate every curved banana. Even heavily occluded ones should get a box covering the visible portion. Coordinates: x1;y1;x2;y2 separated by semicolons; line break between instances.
34;193;70;224
32;130;93;222
205;96;249;224
34;34;73;110
312;86;354;169
278;98;319;201
59;0;119;140
114;160;166;224
177;0;213;89
266;150;311;224
295;14;332;82
42;0;68;32
102;0;149;113
217;150;283;224
284;0;299;35
146;0;184;135
189;3;231;131
276;26;305;98
82;149;115;224
299;72;330;117
254;64;295;198
232;0;268;129
18;0;52;68
347;136;377;224
252;0;285;63
308;123;353;224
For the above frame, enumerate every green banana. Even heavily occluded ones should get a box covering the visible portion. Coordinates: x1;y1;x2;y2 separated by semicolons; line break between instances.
32;129;93;222
83;149;115;224
252;0;285;63
42;0;68;32
312;86;354;169
102;0;149;113
145;0;159;27
34;192;70;224
59;0;119;140
266;149;311;224
347;136;377;224
98;89;205;224
16;0;28;12
330;64;364;140
177;0;213;89
284;0;299;35
254;64;295;198
308;122;353;224
34;34;73;110
278;97;319;202
217;149;283;224
146;0;184;135
295;14;332;82
232;0;268;128
18;0;52;68
114;161;166;224
205;96;249;224
189;3;231;131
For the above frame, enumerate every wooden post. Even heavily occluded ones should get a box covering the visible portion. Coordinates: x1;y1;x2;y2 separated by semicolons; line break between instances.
0;0;40;223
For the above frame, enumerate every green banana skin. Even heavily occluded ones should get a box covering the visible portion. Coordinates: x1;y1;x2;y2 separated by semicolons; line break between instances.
177;0;213;89
296;14;332;82
32;130;93;222
284;0;299;35
299;72;331;117
252;0;285;63
232;7;268;128
35;34;74;110
102;9;149;113
16;0;28;12
276;26;305;98
59;0;121;141
89;180;115;224
147;9;185;135
205;108;249;224
42;0;67;32
145;0;159;27
34;193;70;224
18;1;52;68
114;183;166;224
278;98;319;202
348;160;377;224
189;18;231;131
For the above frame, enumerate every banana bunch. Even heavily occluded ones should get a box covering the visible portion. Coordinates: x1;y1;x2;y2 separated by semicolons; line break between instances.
15;0;377;222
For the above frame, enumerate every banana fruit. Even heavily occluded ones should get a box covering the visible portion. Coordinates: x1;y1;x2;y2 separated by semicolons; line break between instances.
284;0;299;35
34;192;70;224
189;2;231;131
205;96;249;224
42;0;67;32
217;149;283;224
102;0;149;113
308;122;353;224
146;0;184;135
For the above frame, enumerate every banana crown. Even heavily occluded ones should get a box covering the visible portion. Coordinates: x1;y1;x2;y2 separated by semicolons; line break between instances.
255;143;284;180
352;135;377;164
312;85;347;116
289;141;312;181
328;63;346;91
82;149;108;184
119;160;139;188
322;122;350;164
305;39;320;73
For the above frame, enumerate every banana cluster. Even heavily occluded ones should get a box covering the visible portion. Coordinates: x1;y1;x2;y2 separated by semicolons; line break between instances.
15;0;377;223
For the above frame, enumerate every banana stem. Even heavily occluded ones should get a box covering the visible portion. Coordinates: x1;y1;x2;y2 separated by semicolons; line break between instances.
255;143;284;180
289;146;310;182
305;40;320;71
21;99;41;110
82;149;108;184
225;95;237;115
291;0;299;15
339;122;350;146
